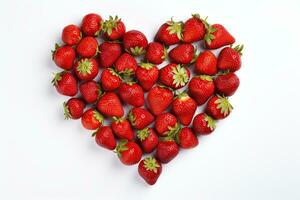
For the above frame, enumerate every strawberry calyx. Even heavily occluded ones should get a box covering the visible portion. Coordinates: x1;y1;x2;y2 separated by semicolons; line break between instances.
127;46;146;56
165;122;181;139
51;43;60;60
162;46;168;60
101;15;121;36
233;44;244;56
137;128;150;141
51;72;63;86
119;68;134;77
108;68;121;78
204;114;216;130
215;95;233;116
93;110;104;124
115;139;129;157
139;62;155;70
191;47;198;64
192;14;209;28
198;75;213;81
157;84;174;93
96;84;103;101
63;102;71;119
128;111;136;126
77;58;92;75
175;91;189;101
204;24;216;45
112;116;125;124
124;81;136;86
143;157;160;173
166;18;183;40
172;64;189;87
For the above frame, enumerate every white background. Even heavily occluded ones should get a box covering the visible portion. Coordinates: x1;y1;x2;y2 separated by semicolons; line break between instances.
1;0;300;199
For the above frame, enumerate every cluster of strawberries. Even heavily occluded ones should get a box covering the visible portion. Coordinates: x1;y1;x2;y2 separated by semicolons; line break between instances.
52;13;243;185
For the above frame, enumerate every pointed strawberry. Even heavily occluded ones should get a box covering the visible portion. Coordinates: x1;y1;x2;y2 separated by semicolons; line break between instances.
194;50;217;75
114;53;138;77
218;44;243;72
192;113;216;135
101;15;126;40
128;108;154;130
123;30;148;56
76;36;98;58
206;95;233;119
204;24;235;49
62;24;82;46
118;82;144;107
188;75;215;105
169;43;195;64
136;63;159;91
98;41;122;68
176;127;198;149
138;157;162;185
97;92;124;117
154;112;180;137
159;64;190;89
156;140;179;163
100;68;122;91
79;81;102;104
74;58;99;81
137;128;159;153
81;13;102;36
52;71;78;96
52;44;75;70
155;19;183;45
93;126;116;150
81;108;104;130
214;72;240;96
145;42;167;64
63;98;85;119
182;14;206;43
111;117;134;140
115;140;142;165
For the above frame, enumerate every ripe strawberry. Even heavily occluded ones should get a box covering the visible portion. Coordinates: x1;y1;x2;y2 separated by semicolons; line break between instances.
192;113;216;135
137;128;158;153
98;41;122;68
194;50;217;75
116;140;142;165
81;108;104;130
188;75;215;105
128;108;154;130
74;58;99;81
79;81;101;104
155;19;183;45
147;85;174;116
214;72;240;96
76;36;98;58
182;14;206;43
138;157;162;185
52;71;78;96
81;13;102;36
206;95;233;119
145;42;167;64
204;24;235;49
63;98;85;119
118;82;144;107
169;43;194;64
93;126;116;150
136;63;159;91
123;30;148;56
52;44;75;70
62;24;82;46
217;45;243;72
114;53;137;76
100;68;122;91
156;140;179;163
159;64;190;89
101;15;126;40
171;92;197;126
111;117;134;140
97;92;124;117
155;112;179;137
176;127;198;149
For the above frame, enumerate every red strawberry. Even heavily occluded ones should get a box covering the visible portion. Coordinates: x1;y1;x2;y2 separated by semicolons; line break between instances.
138;157;162;185
93;126;116;150
159;64;190;89
171;92;197;126
169;43;194;64
155;19;183;45
114;53;137;76
52;44;75;70
111;117;134;140
98;41;122;68
204;24;235;49
182;14;206;43
116;140;142;165
118;82;144;107
62;24;82;46
192;113;216;135
217;45;243;72
188;75;215;105
145;42;167;64
76;36;98;58
81;108;104;130
137;128;158;153
156;140;179;163
128;108;154;130
147;85;174;116
100;68;122;91
136;63;159;91
214;72;240;96
63;98;85;119
206;95;233;119
101;15;126;40
195;50;217;75
81;13;102;36
155;112;179;137
97;92;124;117
74;58;99;81
79;81;101;104
52;71;78;96
123;30;148;56
176;127;198;149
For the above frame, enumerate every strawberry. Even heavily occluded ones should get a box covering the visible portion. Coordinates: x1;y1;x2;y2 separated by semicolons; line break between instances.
136;63;159;91
81;108;104;130
176;127;198;149
97;92;124;117
76;36;98;58
192;113;216;135
100;68;122;91
74;58;99;81
81;13;102;36
123;30;148;56
118;82;144;107
155;112;179;137
52;44;75;70
217;45;243;72
155;19;183;45
98;41;122;68
138;157;162;185
114;53;137;76
93;126;116;150
52;71;78;96
128;108;154;130
171;92;197;126
182;14;206;43
115;140;142;165
111;117;134;140
159;64;190;89
62;24;82;46
63;98;85;119
145;42;167;64
188;75;215;105
204;24;235;49
156;140;179;163
194;50;217;75
79;81;101;104
214;72;240;96
101;16;126;40
206;95;233;119
169;43;194;64
137;128;158;153
147;85;174;116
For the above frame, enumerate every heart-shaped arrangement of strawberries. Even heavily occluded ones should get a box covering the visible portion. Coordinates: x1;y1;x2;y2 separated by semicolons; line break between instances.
51;13;243;185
